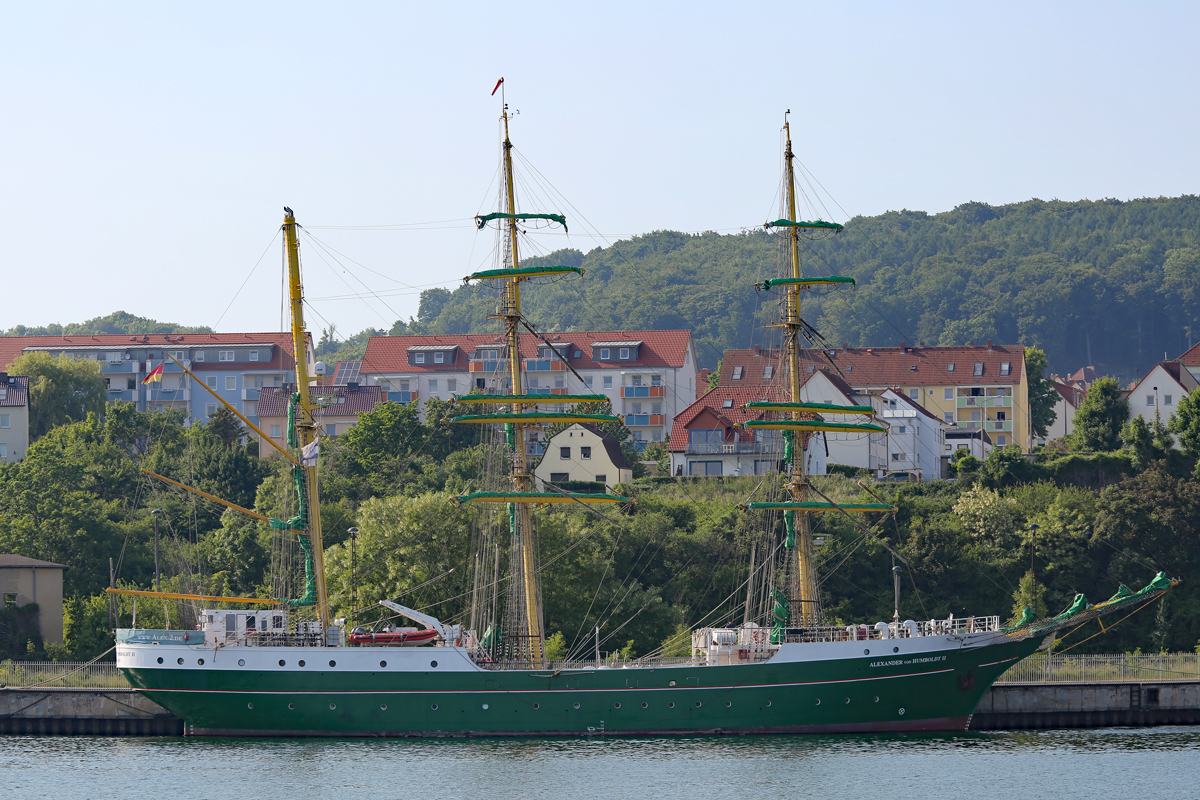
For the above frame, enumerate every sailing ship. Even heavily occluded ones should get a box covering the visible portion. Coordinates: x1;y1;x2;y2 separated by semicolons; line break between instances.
113;105;1174;736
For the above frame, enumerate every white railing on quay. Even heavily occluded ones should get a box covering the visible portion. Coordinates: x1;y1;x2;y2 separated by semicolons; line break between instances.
997;653;1200;683
0;660;129;690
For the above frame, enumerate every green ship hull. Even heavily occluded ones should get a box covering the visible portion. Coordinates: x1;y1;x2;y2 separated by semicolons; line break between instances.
119;634;1041;736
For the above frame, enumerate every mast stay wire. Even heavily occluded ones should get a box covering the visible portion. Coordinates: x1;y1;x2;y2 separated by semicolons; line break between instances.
214;230;282;330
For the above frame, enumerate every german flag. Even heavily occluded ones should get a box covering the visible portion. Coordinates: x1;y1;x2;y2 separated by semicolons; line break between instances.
142;364;164;384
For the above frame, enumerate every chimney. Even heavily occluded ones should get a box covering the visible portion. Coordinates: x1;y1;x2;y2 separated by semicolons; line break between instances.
986;340;993;351
900;341;907;351
841;343;849;353
918;342;925;348
968;340;976;347
754;345;762;355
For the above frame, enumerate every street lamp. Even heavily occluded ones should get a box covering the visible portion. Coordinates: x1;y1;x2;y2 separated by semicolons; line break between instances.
348;527;359;627
1028;523;1039;589
151;509;162;592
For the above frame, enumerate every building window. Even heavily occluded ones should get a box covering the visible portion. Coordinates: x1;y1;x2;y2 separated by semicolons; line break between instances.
254;376;264;388
731;366;743;380
632;375;643;386
600;349;610;360
914;453;920;463
194;351;205;362
594;474;607;484
581;447;592;460
429;379;438;392
891;453;901;461
127;377;136;390
529;377;540;389
550;473;569;482
996;435;1007;446
1146;395;1155;406
225;376;237;391
584;376;593;388
973;362;984;377
206;403;217;416
573;350;582;359
555;377;564;389
944;388;953;400
0;414;7;428
0;443;6;461
560;447;570;459
219;351;235;362
631;403;642;414
898;426;906;434
169;350;185;361
326;424;337;436
434;352;444;364
249;350;260;362
1000;361;1011;376
652;402;662;414
722;398;734;408
603;376;613;389
399;380;410;392
619;348;630;360
270;424;281;438
652;375;662;386
206;376;218;389
652;431;663;442
1165;395;1173;406
908;389;919;400
763;365;773;380
947;362;955;372
415;353;425;364
448;379;457;393
912;426;919;435
944;412;953;424
2;593;16;608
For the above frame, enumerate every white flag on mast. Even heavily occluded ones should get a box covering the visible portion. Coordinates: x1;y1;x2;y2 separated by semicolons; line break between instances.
300;439;319;467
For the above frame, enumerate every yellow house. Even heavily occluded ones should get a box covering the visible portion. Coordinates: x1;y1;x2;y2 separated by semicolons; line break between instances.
0;554;67;644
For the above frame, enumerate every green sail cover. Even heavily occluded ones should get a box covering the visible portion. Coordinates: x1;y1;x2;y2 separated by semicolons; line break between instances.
743;419;888;434
456;490;628;505
783;510;795;549
764;219;844;232
1002;606;1037;631
770;587;788;645
475;212;568;232
465;265;583;281
453;393;610;404
747;501;894;512
451;412;620;425
758;276;855;290
743;400;873;415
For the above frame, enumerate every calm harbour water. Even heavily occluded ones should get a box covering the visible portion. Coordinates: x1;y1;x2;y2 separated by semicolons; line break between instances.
3;728;1198;800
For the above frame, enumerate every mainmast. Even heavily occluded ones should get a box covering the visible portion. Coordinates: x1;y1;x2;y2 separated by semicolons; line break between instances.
282;208;331;629
453;93;627;667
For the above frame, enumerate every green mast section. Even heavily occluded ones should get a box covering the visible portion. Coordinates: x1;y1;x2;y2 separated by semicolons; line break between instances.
267;394;317;608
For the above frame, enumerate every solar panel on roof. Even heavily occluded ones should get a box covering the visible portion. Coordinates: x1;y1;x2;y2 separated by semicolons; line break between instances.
333;361;362;385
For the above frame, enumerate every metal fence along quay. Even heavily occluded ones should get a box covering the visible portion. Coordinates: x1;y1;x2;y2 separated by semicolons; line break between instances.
2;653;1198;691
995;653;1200;683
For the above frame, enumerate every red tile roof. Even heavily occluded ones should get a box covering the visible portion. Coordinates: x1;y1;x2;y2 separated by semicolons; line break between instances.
668;384;791;451
717;343;1026;390
0;374;29;408
256;385;384;419
0;333;302;372
1177;342;1200;366
361;330;693;374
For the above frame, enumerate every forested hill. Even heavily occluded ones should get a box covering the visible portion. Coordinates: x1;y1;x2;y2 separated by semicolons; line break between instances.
414;196;1200;377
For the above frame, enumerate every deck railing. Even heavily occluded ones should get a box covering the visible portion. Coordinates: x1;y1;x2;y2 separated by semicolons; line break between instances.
996;653;1200;683
0;660;129;690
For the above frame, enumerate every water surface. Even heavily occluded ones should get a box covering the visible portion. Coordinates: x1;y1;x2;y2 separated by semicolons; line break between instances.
3;728;1197;800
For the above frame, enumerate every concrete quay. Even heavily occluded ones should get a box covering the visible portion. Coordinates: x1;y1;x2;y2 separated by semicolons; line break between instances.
970;681;1200;729
0;689;182;736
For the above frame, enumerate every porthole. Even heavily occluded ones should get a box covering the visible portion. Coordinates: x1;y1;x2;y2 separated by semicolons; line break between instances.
899;708;906;715
238;659;245;666
815;699;821;706
330;703;336;710
431;660;438;668
614;702;621;709
380;661;387;668
279;659;286;667
641;702;648;709
247;703;254;709
288;703;294;710
844;698;850;704
695;701;702;708
765;700;772;707
177;658;184;665
380;704;387;711
298;660;306;667
669;680;677;687
573;703;580;709
329;660;336;668
431;704;439;710
668;702;675;709
725;701;731;708
874;696;880;703
893;647;899;654
863;649;870;655
482;704;489;710
197;658;205;665
532;703;539;710
156;657;163;664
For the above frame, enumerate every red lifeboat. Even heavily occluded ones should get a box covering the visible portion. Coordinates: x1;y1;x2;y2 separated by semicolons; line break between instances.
348;626;439;647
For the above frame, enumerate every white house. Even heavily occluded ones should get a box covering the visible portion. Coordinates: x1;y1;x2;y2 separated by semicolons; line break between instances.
0;373;30;464
797;369;884;473
534;424;632;489
1126;362;1194;433
876;388;949;481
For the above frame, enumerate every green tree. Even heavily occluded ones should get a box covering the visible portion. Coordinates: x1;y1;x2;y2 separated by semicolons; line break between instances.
1024;347;1057;440
206;406;246;448
1121;412;1174;472
1168;390;1200;478
7;352;107;441
1071;376;1129;452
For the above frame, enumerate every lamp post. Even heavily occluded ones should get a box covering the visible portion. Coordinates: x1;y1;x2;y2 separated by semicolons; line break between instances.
1028;523;1039;589
151;509;162;592
348;527;359;627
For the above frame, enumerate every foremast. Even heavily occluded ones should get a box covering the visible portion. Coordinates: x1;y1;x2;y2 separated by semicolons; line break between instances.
282;209;331;629
454;99;627;667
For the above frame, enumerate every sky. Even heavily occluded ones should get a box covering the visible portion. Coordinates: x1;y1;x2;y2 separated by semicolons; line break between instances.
1;2;1197;339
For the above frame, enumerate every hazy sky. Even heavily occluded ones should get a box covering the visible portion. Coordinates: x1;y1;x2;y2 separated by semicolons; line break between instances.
2;2;1197;338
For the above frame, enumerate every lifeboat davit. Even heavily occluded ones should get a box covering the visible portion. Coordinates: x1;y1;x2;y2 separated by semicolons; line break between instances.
348;627;439;647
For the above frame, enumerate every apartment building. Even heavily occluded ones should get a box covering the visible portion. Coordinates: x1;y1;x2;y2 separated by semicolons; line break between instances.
718;341;1033;451
0;373;30;463
358;330;697;453
0;333;307;429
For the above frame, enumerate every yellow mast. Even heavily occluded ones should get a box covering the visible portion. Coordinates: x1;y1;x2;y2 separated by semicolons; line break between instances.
282;208;331;629
500;107;545;665
781;117;821;628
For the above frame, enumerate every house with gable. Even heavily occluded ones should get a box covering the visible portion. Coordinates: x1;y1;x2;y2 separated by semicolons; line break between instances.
1125;359;1195;432
0;373;30;463
533;423;632;489
876;388;950;479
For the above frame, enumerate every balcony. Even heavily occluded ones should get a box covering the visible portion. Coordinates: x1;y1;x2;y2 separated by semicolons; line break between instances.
957;395;1012;409
385;391;418;404
621;385;664;398
685;441;779;456
527;387;570;396
524;359;566;372
242;388;261;401
469;360;507;373
989;420;1013;432
624;414;665;427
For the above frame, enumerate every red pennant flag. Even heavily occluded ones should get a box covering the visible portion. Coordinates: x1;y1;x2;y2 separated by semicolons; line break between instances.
142;364;164;384
491;77;504;96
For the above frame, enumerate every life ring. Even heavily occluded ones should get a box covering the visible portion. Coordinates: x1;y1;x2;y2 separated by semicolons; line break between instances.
751;628;767;644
